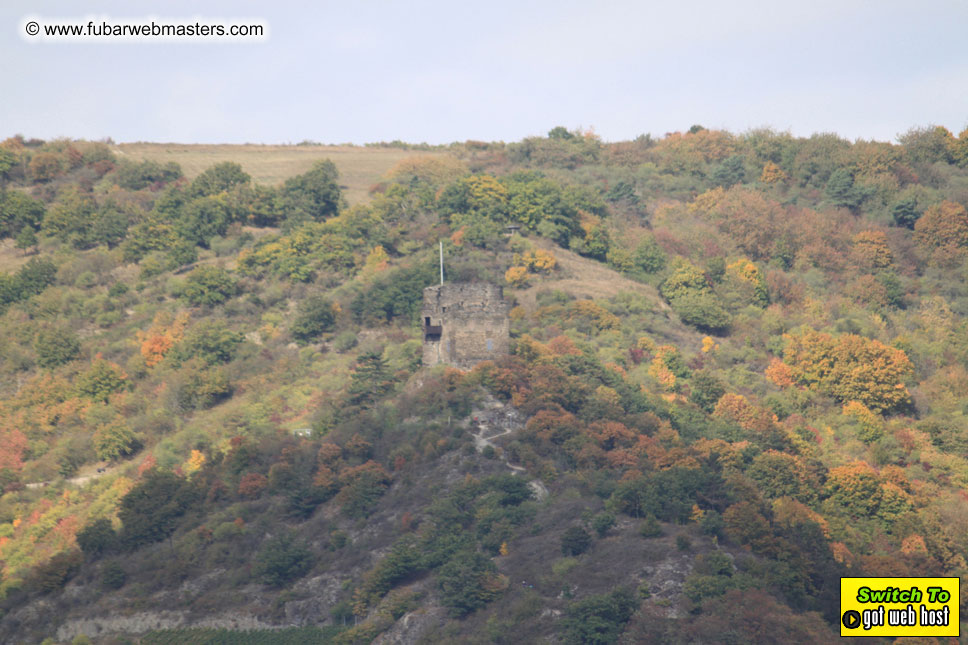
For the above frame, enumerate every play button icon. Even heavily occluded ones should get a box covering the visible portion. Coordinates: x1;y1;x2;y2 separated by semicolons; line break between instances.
842;610;861;630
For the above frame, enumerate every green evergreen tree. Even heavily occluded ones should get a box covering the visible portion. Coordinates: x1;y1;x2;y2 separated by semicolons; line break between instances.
346;350;392;407
711;155;746;187
825;168;866;211
890;195;921;229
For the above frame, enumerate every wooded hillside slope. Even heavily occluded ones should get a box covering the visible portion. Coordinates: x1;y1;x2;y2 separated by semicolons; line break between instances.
0;125;967;643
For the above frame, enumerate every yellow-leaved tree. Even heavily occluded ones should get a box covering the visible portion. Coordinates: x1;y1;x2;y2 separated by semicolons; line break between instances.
504;266;529;288
760;161;788;184
783;330;913;413
850;230;894;269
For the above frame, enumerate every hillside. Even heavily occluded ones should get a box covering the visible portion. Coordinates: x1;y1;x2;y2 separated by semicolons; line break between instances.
0;126;967;643
113;143;446;205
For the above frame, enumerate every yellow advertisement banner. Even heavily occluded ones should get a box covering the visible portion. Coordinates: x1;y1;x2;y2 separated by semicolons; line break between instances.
840;577;960;637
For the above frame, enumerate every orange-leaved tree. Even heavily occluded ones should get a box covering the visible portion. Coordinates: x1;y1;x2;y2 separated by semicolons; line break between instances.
783;330;913;413
138;311;189;367
915;200;968;266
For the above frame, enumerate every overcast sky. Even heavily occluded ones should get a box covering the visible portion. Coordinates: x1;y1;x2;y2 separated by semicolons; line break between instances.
2;0;967;145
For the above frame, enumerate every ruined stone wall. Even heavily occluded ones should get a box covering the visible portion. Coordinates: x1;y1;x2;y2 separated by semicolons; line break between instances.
422;283;510;369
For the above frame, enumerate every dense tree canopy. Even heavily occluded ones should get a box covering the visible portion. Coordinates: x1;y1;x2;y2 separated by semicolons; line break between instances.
783;330;913;413
2;130;968;642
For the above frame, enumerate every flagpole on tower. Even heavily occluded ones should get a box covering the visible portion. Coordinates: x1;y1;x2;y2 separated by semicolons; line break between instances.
439;240;444;285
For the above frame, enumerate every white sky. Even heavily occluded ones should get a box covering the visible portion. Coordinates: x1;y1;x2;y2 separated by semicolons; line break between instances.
2;0;967;144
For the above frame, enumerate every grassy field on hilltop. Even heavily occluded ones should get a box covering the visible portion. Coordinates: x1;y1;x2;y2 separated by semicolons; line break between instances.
113;143;445;204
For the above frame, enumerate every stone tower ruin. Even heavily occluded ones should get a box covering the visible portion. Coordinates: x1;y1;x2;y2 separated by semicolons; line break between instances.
422;283;511;369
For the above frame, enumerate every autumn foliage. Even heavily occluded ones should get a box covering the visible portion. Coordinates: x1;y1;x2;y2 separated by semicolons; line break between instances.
238;473;269;499
764;358;795;388
138;311;189;367
8;127;968;640
915;200;968;265
783;330;913;413
825;461;911;521
850;230;894;269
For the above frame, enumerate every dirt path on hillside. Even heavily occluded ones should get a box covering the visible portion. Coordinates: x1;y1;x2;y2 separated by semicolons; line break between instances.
25;465;115;490
473;422;526;474
470;397;549;500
